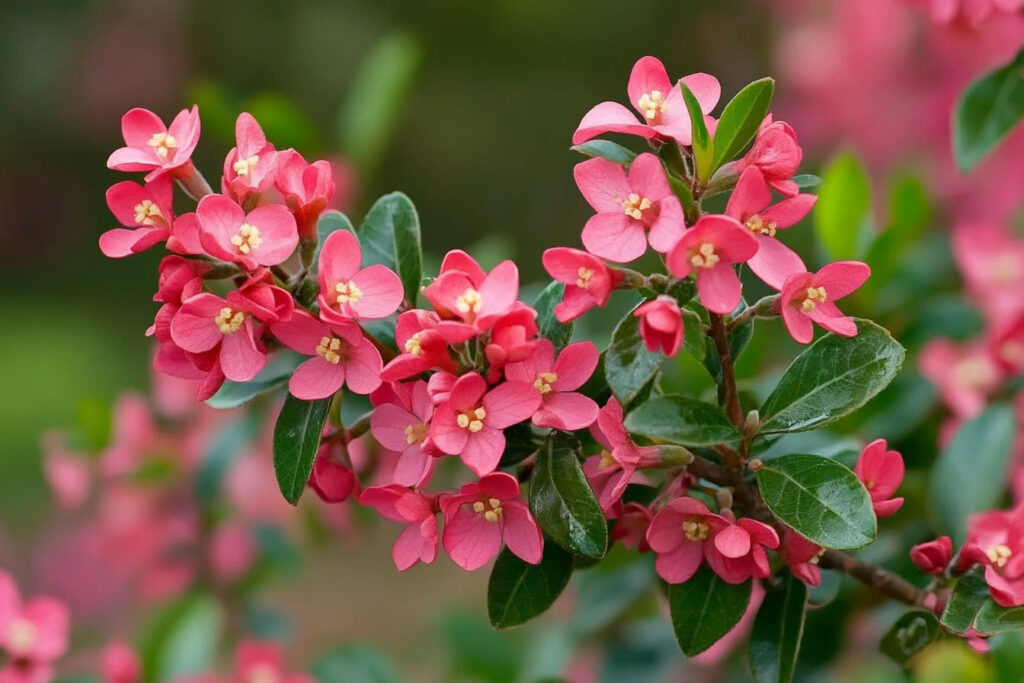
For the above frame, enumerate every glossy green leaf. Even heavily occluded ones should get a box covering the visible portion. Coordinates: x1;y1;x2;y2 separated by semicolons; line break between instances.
679;82;714;183
749;574;807;683
498;422;538;467
313;645;399;683
975;600;1024;636
605;306;664;406
358;192;422;306
487;540;573;629
273;393;332;505
313;210;356;274
141;593;223;683
668;568;752;656
206;352;303;409
930;406;1015;544
713;77;775;169
570;139;637;165
759;320;905;434
954;47;1024;172
880;609;940;664
624;395;741;447
533;281;573;350
756;453;876;550
681;308;706;361
941;569;990;635
529;435;608;558
814;152;872;261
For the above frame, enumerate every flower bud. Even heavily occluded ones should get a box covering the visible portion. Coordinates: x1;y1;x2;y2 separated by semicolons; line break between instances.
656;444;694;467
715;487;734;511
910;536;954;575
633;295;683;357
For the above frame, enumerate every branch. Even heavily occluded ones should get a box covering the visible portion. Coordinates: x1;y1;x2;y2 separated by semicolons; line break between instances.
708;312;744;428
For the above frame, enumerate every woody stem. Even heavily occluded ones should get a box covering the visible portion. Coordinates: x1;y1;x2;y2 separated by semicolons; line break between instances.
708;312;744;431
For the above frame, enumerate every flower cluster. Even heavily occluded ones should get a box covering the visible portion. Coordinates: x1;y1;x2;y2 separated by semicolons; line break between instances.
0;571;69;683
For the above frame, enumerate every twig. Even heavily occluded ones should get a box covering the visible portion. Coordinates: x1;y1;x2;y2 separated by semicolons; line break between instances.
708;312;744;429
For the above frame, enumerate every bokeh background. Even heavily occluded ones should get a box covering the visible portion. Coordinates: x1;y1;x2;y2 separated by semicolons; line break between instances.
2;0;1023;681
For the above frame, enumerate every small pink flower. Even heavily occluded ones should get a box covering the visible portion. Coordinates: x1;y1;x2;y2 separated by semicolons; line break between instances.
370;381;437;487
666;215;759;314
992;315;1024;375
360;485;439;571
208;522;256;582
913;0;1024;26
308;446;358;502
423;256;519;332
100;175;178;258
920;339;1002;419
725;167;815;289
234;640;314;683
854;438;905;517
101;641;140;683
270;310;382;400
910;536;954;576
952;222;1024;325
611;503;653;552
0;571;70;683
737;116;803;196
572;56;720;147
196;194;297;270
170;292;268;384
582;398;659;512
541;248;623;322
222;114;281;201
430;373;541;476
275;150;335;239
231;270;295;324
483;304;540;382
778;529;823;587
778;261;870;343
961;504;1024;607
646;497;733;584
705;513;780;584
41;432;90;510
633;296;684;357
107;106;201;182
380;310;475;381
439;472;543;571
506;340;600;430
575;153;686;263
317;229;404;323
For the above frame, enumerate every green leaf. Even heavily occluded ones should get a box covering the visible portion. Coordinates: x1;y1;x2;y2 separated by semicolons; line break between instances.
623;395;741;447
313;210;356;274
272;393;332;505
570;140;637;165
975;600;1024;636
679;82;714;183
529;435;608;558
140;593;223;683
668;568;752;656
814;152;872;261
930;406;1015;544
313;645;399;683
605;306;664;406
358;192;422;306
681;308;706;361
942;569;990;635
499;422;538;467
758;320;905;434
533;281;573;350
749;574;807;683
246;92;323;152
756;453;876;550
880;609;941;664
792;174;822;190
713;77;775;169
206;351;303;409
487;541;573;629
954;47;1024;172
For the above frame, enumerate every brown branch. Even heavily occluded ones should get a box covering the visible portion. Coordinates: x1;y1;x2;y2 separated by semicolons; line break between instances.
708;312;744;428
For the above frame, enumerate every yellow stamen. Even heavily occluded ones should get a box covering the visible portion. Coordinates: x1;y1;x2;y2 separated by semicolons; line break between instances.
133;199;163;225
533;371;558;395
456;407;487;432
598;449;616;469
682;518;709;541
620;193;653;221
800;286;827;312
689;243;720;269
987;544;1013;569
232;154;260;176
6;618;37;655
473;496;503;522
215;307;245;334
229;223;262;255
334;280;363;305
455;288;482;316
404;332;423;356
744;214;777;237
147;131;177;159
576;267;595;289
953;357;996;390
315;336;344;364
637;90;667;123
247;663;279;683
404;423;428;445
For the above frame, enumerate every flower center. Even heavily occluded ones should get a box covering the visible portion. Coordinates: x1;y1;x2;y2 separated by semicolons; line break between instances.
230;223;262;255
637;90;667;123
334;280;363;305
472;497;503;522
316;336;347;364
147;132;177;159
215;307;245;334
456;407;487;433
800;286;827;312
533;371;558;394
682;518;709;541
576;267;595;289
133;199;164;225
952;357;996;389
987;543;1013;569
404;332;423;356
246;664;279;683
744;214;777;237
233;154;260;176
6;618;37;656
999;340;1024;367
598;449;616;469
689;243;720;269
404;423;429;445
620;193;653;221
991;255;1019;284
455;288;482;316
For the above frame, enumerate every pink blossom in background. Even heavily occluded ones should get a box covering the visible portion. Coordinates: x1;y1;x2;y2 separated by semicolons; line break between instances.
233;640;314;683
317;229;403;323
196;194;298;271
101;641;140;683
0;570;70;683
505;340;600;430
952;221;1024;327
854;439;905;518
919;338;1002;419
778;261;870;344
359;486;439;571
541;248;622;322
106;106;200;181
633;296;684;357
960;504;1024;607
666;215;759;314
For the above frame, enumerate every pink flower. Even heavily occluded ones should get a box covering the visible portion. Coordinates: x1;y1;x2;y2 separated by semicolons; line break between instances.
233;641;313;683
854;438;905;517
737;116;803;196
430;373;541;476
725;166;815;289
101;641;140;683
952;222;1024;326
360;485;439;571
572;56;720;147
208;522;256;582
705;513;780;584
0;571;70;683
574;153;685;263
778;529;823;587
370;380;437;487
582;398;659;512
222;114;281;201
270;310;382;400
275;150;335;239
170;292;267;384
633;296;684;357
506;339;600;430
482;304;540;382
100;175;177;258
541;248;623;322
439;472;543;571
308;446;358;502
920;339;1002;419
778;261;870;344
961;504;1024;607
230;270;295;324
41;432;90;510
196;194;297;271
317;229;404;323
666;215;759;314
912;0;1024;27
380;310;474;381
992;314;1024;375
423;256;519;331
646;497;733;584
107;106;201;182
611;503;653;552
910;536;954;575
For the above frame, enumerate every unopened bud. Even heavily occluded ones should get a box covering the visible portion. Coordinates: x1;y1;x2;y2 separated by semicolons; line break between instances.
657;445;693;467
715;487;734;511
748;458;763;472
743;410;760;438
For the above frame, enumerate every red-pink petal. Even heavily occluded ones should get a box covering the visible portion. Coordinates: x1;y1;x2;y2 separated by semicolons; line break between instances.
344;338;384;395
535;392;599;431
626;57;674;113
350;265;404;319
574;157;631;214
697;264;743;315
747;235;806;290
483;381;542;428
289;357;345;400
444;506;503;571
655;540;703;584
270;310;328;355
572;101;651;146
462;428;505;476
501;501;543;565
816;261;871;300
581;212;646;263
219;322;265;382
551;340;599;391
